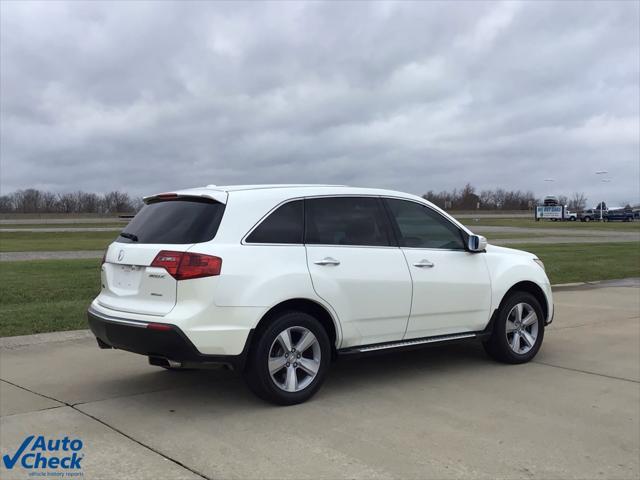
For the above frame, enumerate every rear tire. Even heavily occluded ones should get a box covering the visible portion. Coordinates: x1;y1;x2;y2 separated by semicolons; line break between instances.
483;292;545;364
243;311;331;405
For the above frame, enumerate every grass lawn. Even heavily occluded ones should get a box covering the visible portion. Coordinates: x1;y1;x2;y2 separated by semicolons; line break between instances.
0;259;101;337
1;223;126;229
511;242;640;284
455;217;640;230
1;242;638;337
0;231;117;252
481;232;547;240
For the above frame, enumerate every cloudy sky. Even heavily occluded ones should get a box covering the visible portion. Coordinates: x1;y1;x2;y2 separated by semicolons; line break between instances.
1;0;639;205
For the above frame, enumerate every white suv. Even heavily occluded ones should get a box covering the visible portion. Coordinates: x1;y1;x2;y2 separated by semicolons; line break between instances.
88;184;553;404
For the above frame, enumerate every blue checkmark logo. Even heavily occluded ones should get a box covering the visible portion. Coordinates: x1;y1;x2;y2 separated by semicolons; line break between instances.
2;435;34;469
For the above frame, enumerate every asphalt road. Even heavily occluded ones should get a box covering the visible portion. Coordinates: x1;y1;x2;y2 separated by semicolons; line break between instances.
1;281;639;479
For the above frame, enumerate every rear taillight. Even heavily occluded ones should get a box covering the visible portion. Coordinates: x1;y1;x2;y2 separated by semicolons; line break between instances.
151;250;222;280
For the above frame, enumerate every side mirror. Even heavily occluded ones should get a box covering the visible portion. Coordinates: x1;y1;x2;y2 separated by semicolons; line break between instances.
468;234;487;252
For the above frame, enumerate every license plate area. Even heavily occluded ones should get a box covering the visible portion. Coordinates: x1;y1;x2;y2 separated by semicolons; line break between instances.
113;264;143;290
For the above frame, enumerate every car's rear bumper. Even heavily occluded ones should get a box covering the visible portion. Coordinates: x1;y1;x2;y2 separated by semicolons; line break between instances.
87;307;252;370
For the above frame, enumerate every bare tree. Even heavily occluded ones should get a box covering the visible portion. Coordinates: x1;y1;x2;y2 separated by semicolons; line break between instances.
57;193;77;213
0;195;14;213
557;195;568;207
103;191;134;213
41;192;58;212
568;192;587;211
13;189;43;213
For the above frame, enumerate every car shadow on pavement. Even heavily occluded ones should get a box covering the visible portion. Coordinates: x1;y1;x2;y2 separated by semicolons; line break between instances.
116;341;495;411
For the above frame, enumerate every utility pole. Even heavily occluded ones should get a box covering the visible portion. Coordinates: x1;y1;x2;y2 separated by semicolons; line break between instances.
595;171;608;221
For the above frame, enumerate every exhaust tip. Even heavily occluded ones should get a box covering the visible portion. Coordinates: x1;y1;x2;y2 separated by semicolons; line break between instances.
148;356;182;369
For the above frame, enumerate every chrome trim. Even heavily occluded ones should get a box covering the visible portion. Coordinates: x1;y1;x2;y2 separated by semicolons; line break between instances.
88;307;149;328
379;195;473;236
241;194;397;248
167;359;183;368
413;260;435;268
240;193;470;250
314;257;341;266
354;333;477;353
306;244;400;250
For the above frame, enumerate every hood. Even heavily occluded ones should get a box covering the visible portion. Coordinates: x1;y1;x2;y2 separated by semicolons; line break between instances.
486;244;537;259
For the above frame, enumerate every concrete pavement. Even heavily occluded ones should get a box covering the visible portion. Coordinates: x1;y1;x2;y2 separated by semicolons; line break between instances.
1;284;639;479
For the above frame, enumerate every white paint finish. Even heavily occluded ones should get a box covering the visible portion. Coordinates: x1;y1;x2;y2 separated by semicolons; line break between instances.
90;184;553;360
401;249;493;338
306;245;412;346
210;244;312;307
98;243;190;316
484;244;553;322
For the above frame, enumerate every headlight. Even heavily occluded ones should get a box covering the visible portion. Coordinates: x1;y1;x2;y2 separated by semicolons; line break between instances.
533;258;545;271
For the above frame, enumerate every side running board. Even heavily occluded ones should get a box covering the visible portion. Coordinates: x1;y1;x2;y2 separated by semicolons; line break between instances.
339;332;477;355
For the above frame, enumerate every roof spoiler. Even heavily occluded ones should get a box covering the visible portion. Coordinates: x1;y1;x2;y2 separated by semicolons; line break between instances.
143;191;228;205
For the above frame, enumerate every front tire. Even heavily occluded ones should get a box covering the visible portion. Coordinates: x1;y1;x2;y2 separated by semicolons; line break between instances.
243;311;331;405
483;292;545;364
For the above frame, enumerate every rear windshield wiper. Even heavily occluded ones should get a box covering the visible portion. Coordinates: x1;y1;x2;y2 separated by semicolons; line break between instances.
119;232;139;242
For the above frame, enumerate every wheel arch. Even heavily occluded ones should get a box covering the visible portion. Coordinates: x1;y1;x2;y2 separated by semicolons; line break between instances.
499;281;549;321
254;298;340;354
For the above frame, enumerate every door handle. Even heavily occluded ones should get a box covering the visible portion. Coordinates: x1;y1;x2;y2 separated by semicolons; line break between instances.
314;257;341;266
413;259;434;268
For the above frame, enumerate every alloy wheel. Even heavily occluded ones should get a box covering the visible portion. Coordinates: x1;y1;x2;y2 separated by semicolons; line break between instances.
505;302;539;355
268;326;321;392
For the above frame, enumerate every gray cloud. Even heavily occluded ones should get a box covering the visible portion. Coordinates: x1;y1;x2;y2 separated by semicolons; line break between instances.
1;0;639;206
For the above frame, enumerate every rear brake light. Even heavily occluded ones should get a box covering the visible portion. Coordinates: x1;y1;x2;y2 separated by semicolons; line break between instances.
155;193;178;200
151;250;222;280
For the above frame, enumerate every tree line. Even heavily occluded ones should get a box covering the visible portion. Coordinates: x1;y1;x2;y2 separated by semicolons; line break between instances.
0;189;142;214
422;184;588;211
0;185;591;214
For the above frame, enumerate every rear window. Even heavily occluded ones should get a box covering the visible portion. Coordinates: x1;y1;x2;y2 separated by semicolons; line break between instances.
116;198;225;244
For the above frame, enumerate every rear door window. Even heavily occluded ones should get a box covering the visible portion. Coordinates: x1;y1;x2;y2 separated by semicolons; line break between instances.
116;198;225;244
245;200;304;244
305;197;392;246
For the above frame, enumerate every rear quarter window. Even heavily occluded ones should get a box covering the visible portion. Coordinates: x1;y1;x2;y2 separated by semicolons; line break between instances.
245;200;304;244
116;198;225;244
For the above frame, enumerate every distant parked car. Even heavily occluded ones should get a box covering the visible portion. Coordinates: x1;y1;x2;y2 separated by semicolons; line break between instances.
543;196;559;206
579;209;600;222
604;209;634;222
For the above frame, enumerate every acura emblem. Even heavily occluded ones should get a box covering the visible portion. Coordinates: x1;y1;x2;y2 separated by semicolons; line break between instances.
117;250;125;262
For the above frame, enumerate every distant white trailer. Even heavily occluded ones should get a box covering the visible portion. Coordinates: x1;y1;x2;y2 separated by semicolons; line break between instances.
535;205;566;221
